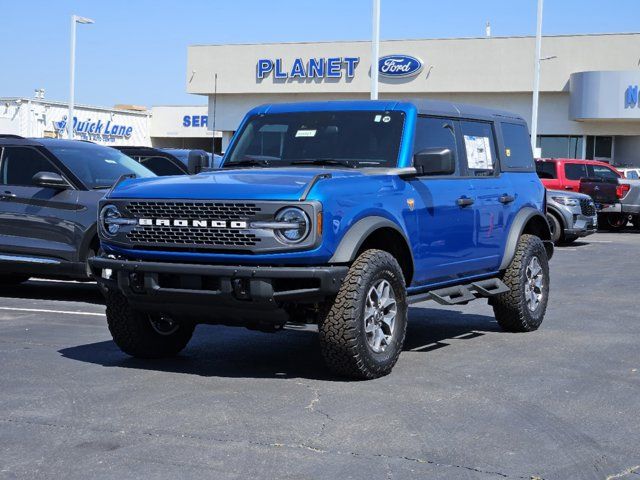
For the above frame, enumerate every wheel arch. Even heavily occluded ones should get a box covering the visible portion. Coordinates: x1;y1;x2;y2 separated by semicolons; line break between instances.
546;205;566;229
78;224;100;262
499;208;554;271
329;216;414;286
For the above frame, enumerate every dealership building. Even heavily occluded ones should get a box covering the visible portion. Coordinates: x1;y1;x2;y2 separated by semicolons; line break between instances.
0;98;218;151
187;32;640;166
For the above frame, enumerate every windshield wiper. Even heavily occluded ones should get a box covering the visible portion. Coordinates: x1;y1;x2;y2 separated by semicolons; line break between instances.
290;158;357;168
224;159;271;168
92;185;112;190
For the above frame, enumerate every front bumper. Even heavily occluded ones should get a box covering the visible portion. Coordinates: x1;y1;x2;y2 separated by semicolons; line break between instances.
89;256;348;324
565;214;598;238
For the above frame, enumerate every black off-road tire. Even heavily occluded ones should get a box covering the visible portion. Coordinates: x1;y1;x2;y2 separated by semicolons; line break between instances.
600;213;627;231
318;249;408;379
105;290;195;358
0;274;30;285
492;234;550;332
546;213;562;244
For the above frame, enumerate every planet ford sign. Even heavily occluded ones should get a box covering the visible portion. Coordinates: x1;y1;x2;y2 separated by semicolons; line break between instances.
378;55;423;78
256;54;424;80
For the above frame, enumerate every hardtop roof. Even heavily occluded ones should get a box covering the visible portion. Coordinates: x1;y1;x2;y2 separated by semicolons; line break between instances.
250;99;526;123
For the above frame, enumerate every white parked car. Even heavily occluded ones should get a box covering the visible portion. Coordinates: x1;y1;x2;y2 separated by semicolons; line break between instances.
619;167;640;180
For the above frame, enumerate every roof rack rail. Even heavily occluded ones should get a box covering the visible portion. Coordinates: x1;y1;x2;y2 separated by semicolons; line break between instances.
0;134;25;139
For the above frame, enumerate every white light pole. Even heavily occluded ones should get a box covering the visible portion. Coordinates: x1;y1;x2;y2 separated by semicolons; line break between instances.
371;0;380;100
68;14;94;139
530;0;543;154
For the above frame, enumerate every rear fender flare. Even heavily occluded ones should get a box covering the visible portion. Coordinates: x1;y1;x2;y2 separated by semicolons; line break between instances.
500;208;553;270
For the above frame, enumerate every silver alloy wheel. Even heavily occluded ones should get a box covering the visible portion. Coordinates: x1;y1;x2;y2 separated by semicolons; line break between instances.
149;315;180;336
364;279;397;353
525;256;544;312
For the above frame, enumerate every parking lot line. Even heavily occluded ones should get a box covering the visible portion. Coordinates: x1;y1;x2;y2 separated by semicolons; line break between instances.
0;306;104;317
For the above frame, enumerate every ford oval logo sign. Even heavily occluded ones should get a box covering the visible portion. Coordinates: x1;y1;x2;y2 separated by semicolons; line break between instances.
378;55;423;78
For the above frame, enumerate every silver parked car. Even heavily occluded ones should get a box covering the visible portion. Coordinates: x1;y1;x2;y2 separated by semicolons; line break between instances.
546;190;597;245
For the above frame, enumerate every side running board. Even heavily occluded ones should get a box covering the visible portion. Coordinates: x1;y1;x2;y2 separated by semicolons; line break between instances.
408;278;510;306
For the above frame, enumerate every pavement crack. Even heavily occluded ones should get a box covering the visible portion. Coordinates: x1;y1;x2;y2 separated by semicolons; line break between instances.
295;381;333;443
606;465;640;480
1;416;541;479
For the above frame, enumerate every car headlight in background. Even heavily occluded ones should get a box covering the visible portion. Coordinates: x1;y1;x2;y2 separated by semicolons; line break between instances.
551;196;580;207
273;207;310;244
100;204;135;236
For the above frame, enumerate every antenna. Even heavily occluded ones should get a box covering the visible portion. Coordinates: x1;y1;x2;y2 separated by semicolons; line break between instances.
211;73;218;155
485;21;491;37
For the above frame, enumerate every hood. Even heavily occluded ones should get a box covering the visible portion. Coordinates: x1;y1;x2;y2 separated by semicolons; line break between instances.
546;189;592;201
108;167;364;201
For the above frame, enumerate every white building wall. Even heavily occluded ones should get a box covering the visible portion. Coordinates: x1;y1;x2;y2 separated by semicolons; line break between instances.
0;98;151;146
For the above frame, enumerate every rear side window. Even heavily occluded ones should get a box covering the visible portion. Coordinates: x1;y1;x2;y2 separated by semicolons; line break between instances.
588;165;620;180
501;123;534;170
140;156;185;176
536;161;557;179
460;120;497;176
565;163;588;180
0;146;60;186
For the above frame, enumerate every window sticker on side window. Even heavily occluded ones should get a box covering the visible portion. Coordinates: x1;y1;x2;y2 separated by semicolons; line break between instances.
464;135;493;170
295;129;317;138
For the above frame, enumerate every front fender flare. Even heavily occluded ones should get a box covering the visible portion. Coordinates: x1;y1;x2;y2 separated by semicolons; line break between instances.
329;216;411;264
499;208;553;271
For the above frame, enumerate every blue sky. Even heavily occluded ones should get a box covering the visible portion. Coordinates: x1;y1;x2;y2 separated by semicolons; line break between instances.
0;0;636;107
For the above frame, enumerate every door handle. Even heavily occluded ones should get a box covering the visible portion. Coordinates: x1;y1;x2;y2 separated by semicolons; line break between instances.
564;186;573;190
0;191;16;201
499;194;515;204
456;196;474;207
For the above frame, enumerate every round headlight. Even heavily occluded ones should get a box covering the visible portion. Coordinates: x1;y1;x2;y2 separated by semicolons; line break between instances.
274;207;310;244
100;204;122;236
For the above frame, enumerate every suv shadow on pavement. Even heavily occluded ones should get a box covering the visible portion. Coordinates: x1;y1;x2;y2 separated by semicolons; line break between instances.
0;280;104;305
58;307;499;381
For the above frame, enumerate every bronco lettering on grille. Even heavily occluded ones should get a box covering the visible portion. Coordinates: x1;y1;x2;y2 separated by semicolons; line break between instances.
138;219;248;229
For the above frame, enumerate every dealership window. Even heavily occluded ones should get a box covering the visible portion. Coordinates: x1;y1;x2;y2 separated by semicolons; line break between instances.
586;136;613;162
536;136;583;159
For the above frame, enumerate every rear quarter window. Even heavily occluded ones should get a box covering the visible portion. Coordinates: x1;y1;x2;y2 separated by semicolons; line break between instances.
536;161;557;179
501;122;534;171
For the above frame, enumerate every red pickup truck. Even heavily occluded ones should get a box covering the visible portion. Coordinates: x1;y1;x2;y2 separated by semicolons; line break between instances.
535;158;630;229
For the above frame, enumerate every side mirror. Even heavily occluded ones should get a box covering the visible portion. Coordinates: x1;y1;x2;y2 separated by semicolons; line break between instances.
413;148;455;176
187;150;209;175
32;171;70;189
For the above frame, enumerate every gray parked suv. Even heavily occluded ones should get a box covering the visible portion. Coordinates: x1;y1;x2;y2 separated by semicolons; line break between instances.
0;136;154;283
546;189;597;245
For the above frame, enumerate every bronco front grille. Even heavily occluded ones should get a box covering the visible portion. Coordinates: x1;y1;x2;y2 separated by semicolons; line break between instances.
580;198;595;216
124;201;261;220
126;226;259;248
123;200;262;249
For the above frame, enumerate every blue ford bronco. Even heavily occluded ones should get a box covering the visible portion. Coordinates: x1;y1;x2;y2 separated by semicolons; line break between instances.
91;100;553;379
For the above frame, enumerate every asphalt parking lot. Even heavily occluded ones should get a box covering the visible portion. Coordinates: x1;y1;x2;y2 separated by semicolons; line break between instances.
1;231;639;480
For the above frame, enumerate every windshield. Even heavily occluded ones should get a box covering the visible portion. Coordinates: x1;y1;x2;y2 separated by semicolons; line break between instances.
224;111;405;169
48;144;156;189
